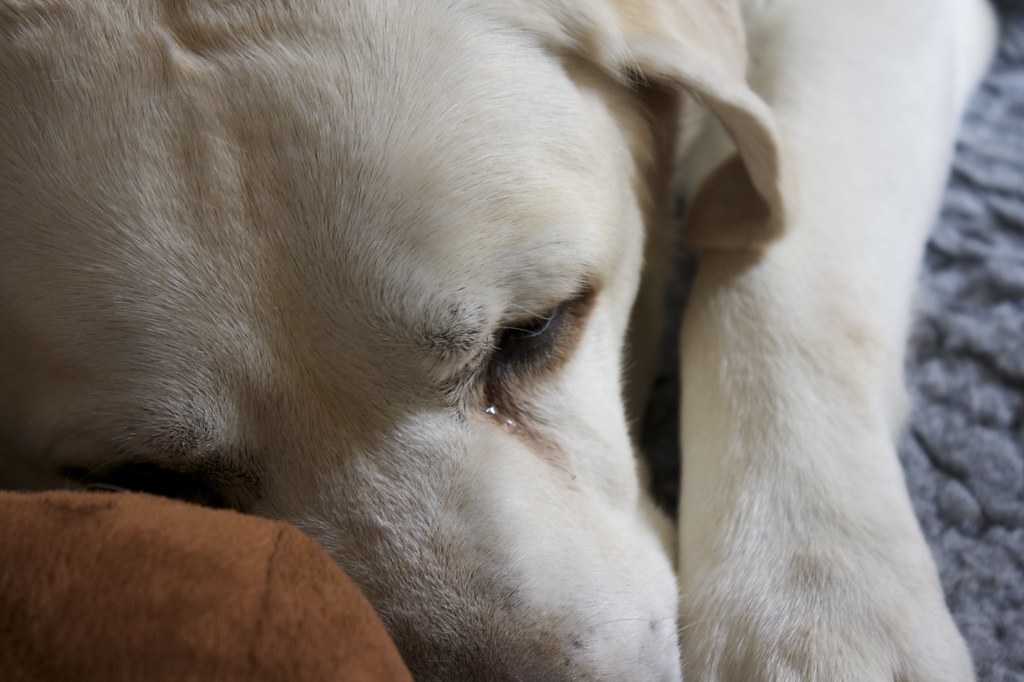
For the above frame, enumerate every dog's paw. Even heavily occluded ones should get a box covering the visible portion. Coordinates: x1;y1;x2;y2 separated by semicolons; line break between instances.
679;529;974;681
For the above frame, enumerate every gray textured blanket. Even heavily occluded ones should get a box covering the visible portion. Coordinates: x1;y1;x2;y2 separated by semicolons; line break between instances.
643;3;1024;678
907;2;1023;677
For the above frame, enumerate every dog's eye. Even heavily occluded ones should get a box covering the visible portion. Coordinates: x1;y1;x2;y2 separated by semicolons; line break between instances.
490;288;595;374
67;462;229;509
494;305;568;367
500;310;559;344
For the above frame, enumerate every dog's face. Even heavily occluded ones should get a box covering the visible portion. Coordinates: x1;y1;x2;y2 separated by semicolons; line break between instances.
1;1;784;678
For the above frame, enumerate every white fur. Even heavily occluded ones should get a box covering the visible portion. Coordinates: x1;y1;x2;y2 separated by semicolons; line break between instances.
678;0;997;679
0;0;996;679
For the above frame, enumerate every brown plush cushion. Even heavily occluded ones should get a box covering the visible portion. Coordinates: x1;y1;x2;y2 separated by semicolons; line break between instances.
0;491;411;681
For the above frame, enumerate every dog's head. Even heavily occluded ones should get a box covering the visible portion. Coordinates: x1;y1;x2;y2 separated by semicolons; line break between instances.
0;0;783;678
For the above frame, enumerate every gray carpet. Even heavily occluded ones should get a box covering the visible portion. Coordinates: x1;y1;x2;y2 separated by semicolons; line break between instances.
904;2;1024;678
642;2;1024;678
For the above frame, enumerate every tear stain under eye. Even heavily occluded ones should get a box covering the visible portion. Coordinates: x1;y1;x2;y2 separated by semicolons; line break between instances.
484;404;517;430
484;402;576;482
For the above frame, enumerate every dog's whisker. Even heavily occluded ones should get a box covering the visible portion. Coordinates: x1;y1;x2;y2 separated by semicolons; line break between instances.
580;614;679;631
504;302;550;320
677;617;718;633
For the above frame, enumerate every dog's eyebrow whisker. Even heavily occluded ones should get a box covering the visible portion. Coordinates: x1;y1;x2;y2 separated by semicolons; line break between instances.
580;614;679;631
503;324;541;334
677;617;718;633
504;302;550;320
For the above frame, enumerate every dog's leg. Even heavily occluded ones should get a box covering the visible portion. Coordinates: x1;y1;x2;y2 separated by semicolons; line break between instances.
677;0;996;679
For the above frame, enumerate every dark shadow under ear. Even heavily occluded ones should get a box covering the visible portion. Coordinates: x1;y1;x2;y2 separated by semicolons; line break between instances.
682;153;776;249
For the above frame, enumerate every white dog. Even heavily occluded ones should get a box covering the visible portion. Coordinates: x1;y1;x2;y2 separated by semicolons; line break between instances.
0;0;996;679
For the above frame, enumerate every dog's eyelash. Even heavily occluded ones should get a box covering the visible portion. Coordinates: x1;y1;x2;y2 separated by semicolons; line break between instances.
497;309;561;347
489;287;596;376
432;288;597;412
492;306;567;368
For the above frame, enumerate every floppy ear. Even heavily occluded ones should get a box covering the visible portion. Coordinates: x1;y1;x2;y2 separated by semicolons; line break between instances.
503;0;790;249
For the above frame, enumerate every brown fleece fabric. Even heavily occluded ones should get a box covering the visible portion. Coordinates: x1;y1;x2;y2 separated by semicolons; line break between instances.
0;490;412;681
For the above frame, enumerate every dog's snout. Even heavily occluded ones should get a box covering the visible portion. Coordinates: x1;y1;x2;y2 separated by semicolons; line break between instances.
400;640;577;682
403;643;678;682
390;614;681;682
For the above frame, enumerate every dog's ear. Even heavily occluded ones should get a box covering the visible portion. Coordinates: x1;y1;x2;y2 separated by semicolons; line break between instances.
504;0;790;249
